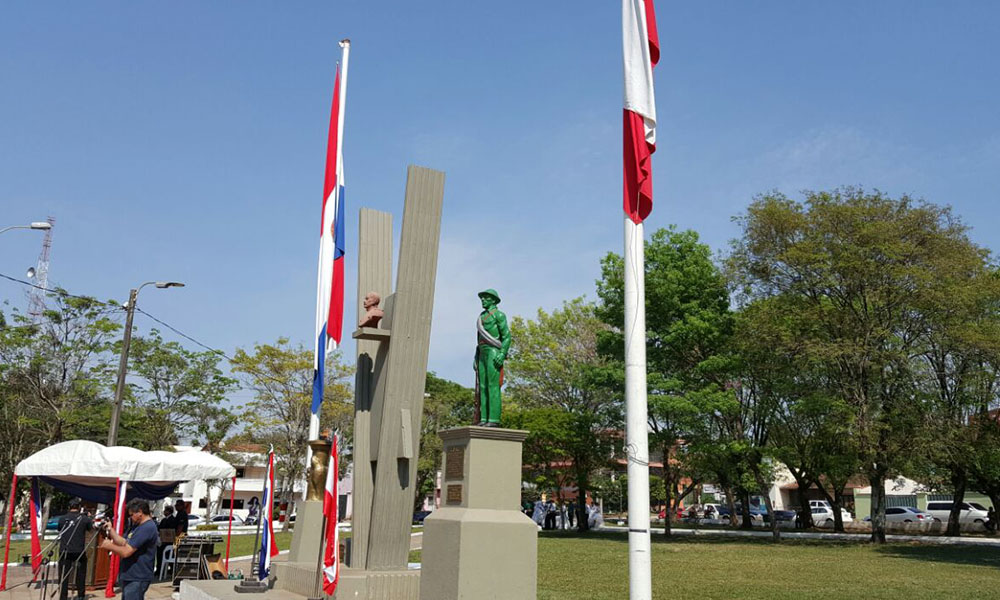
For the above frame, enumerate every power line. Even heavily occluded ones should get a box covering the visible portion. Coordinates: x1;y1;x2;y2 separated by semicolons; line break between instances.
0;271;118;307
1;270;330;395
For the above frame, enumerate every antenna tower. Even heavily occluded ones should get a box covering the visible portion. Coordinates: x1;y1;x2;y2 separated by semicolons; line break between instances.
28;216;55;322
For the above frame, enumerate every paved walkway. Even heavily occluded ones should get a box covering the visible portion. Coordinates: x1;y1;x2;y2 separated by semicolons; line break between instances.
0;555;291;600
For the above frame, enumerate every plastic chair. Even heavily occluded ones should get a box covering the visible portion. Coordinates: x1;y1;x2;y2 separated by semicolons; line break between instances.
159;545;175;581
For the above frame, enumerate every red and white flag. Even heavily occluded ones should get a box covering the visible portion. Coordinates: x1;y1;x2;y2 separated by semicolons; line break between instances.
622;0;659;223
321;436;340;595
312;40;351;417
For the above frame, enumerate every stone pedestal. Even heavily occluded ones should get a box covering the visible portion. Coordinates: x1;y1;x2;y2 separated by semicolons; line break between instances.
287;500;324;564
419;427;536;600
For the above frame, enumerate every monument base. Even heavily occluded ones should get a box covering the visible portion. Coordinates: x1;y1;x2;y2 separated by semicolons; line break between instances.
287;501;324;564
420;508;536;600
271;562;419;600
419;427;536;600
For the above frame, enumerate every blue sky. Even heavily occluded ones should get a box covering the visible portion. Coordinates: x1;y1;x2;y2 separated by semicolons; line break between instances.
2;1;999;397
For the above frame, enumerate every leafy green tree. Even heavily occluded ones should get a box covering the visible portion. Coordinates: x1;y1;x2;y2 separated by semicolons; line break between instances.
126;329;238;449
415;372;474;511
0;293;120;447
912;263;1000;536
231;338;353;525
505;298;618;531
596;227;733;534
727;188;988;543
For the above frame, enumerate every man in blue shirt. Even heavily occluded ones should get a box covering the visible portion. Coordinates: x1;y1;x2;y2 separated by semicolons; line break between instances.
100;499;159;600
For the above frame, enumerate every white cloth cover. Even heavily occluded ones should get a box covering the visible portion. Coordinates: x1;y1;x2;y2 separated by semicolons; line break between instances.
15;439;235;484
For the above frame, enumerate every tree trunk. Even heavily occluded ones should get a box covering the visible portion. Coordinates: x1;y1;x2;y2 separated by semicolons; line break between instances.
988;492;1000;536
869;470;887;544
832;488;845;532
817;480;846;532
724;486;738;527
946;472;967;537
662;458;673;536
753;468;780;541
790;473;813;529
740;489;753;530
575;468;590;532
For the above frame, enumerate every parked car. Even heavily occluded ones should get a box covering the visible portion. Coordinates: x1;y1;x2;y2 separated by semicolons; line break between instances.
45;515;65;531
717;504;765;524
767;509;797;524
209;514;244;526
863;506;936;524
413;510;432;524
812;506;854;527
187;514;204;527
925;501;989;525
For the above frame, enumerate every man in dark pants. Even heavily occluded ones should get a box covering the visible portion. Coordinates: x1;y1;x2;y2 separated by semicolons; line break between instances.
156;506;178;574
58;498;94;600
100;499;158;600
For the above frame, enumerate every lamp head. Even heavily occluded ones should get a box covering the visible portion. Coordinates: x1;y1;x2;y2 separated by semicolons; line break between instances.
29;222;52;231
154;281;185;289
26;267;36;278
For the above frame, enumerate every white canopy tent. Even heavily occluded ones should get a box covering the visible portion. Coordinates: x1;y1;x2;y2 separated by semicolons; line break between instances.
2;440;237;594
15;440;235;493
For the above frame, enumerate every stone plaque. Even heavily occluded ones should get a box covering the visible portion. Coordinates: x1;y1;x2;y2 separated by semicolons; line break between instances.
446;484;462;505
445;445;465;480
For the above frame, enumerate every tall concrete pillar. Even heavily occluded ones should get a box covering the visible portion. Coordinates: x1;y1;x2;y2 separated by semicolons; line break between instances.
419;427;537;600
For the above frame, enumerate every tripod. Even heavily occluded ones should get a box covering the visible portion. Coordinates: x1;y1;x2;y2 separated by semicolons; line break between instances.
45;524;104;600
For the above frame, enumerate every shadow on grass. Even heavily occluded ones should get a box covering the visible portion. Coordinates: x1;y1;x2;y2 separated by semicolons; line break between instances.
538;530;854;548
873;544;1000;569
540;529;1000;563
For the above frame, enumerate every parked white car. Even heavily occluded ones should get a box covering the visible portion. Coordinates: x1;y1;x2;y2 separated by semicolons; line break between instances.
811;505;853;527
925;501;989;525
210;514;244;526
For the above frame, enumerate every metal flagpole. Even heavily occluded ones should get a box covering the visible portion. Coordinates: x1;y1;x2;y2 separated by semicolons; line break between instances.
249;451;268;578
624;216;651;600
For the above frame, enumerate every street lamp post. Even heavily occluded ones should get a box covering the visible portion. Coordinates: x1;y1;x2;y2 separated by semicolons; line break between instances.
107;281;185;446
0;222;52;235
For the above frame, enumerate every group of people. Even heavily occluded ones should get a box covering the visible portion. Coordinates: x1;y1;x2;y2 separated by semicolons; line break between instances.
55;498;191;600
524;497;604;530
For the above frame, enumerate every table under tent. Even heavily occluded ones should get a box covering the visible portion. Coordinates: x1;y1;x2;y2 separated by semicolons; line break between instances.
1;440;237;595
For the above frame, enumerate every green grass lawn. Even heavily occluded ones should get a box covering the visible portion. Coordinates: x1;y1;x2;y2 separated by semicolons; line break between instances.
534;532;1000;600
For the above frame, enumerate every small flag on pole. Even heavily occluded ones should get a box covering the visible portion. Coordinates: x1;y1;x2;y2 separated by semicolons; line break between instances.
29;479;41;577
622;0;659;223
322;436;340;595
312;40;351;417
257;449;280;580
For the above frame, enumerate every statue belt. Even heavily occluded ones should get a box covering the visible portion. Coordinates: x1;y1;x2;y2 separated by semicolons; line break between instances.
477;316;503;349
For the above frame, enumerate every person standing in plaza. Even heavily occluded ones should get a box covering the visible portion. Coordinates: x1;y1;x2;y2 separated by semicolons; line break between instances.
57;498;94;600
100;499;159;600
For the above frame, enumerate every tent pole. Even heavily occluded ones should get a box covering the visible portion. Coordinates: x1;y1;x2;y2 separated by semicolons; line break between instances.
0;474;17;591
105;480;124;599
225;476;235;573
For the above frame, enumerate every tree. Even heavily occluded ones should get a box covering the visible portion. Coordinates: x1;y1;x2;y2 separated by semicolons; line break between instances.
231;338;353;528
727;189;989;543
596;227;733;534
415;372;475;511
0;292;120;448
505;298;619;531
126;329;238;449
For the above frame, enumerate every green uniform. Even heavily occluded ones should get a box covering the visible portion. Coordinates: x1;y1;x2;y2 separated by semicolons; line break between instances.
475;306;511;424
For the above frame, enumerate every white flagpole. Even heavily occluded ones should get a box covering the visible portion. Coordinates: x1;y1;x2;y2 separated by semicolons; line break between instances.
310;39;351;447
624;216;651;600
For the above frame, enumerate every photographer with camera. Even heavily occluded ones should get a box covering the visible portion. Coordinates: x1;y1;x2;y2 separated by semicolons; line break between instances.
57;498;94;600
99;499;158;600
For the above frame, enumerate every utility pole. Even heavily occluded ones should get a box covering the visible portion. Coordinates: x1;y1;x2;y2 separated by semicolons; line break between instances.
106;281;184;446
107;288;138;447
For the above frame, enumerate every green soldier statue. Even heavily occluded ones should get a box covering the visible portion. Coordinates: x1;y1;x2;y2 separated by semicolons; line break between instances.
474;288;511;427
